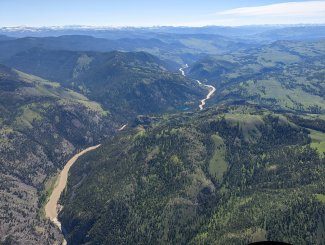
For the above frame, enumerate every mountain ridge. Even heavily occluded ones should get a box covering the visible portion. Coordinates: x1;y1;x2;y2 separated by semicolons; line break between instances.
0;64;113;244
3;49;206;120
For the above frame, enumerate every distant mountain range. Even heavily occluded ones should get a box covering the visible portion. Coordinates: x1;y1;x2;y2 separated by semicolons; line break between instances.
1;25;325;41
0;33;252;65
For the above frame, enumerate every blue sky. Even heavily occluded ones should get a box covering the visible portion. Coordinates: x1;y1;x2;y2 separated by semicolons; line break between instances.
0;0;325;27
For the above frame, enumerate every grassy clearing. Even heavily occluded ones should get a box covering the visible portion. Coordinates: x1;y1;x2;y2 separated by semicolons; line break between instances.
241;79;325;112
302;114;325;120
0;126;13;134
309;129;325;155
179;38;220;53
223;114;264;143
134;127;146;139
15;107;43;129
57;89;108;115
209;134;228;182
17;68;108;115
258;49;300;64
315;194;325;203
16;70;60;88
0;126;14;146
73;54;93;78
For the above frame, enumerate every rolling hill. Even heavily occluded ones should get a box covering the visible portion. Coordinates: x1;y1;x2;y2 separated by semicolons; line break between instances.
3;49;206;119
0;33;253;65
60;105;325;244
188;39;325;114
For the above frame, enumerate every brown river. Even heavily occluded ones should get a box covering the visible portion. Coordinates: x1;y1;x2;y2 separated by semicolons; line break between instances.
45;144;101;244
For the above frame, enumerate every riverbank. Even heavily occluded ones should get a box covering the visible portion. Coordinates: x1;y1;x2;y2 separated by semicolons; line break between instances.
45;144;101;243
179;64;216;110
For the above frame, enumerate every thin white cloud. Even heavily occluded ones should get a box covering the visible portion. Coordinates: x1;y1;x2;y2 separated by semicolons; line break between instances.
219;1;325;17
201;1;325;26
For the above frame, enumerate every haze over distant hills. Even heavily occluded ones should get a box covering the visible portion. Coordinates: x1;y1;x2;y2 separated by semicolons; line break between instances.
1;25;325;41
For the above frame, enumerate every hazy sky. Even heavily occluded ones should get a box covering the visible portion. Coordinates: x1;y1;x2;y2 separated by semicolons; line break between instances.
0;0;325;27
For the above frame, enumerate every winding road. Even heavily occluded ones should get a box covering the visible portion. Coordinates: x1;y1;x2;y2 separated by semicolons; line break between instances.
45;144;101;244
179;64;216;110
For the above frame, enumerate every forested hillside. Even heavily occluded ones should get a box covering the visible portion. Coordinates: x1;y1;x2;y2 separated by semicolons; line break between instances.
3;49;206;119
189;40;325;114
0;65;113;244
61;105;325;244
0;33;252;64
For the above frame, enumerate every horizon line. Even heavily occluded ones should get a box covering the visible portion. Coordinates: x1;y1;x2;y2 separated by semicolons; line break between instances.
1;23;325;30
